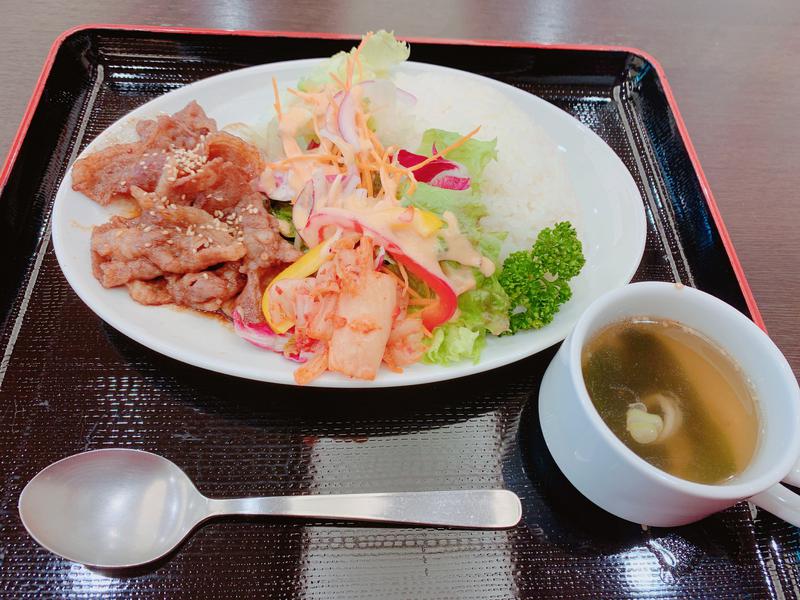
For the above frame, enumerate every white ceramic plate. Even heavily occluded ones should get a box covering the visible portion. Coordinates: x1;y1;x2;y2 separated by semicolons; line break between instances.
52;59;646;387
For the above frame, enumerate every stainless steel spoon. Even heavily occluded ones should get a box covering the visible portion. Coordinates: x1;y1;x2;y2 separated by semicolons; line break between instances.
18;448;522;568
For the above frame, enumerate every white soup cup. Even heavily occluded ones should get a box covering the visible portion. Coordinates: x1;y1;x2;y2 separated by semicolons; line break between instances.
539;281;800;527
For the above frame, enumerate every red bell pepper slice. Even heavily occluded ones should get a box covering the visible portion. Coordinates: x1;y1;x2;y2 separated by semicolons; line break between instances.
391;253;458;331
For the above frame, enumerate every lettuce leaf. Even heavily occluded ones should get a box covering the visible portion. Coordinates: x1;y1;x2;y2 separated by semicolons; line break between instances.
298;30;410;93
423;272;509;364
407;128;501;252
425;324;484;365
408;183;485;232
269;203;297;238
406;130;510;364
457;272;510;336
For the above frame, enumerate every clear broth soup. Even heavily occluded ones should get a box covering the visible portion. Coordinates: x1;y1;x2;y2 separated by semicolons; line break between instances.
581;318;760;485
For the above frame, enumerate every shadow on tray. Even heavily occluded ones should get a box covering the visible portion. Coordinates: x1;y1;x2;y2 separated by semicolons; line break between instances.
105;323;550;432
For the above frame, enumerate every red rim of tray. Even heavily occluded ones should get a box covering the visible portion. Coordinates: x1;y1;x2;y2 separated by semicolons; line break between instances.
0;23;765;332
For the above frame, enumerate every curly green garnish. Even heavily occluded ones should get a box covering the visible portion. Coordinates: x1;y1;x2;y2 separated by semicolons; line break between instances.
499;221;585;334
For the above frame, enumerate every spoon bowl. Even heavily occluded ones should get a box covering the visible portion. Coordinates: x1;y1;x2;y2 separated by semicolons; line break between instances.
19;449;522;568
19;449;209;568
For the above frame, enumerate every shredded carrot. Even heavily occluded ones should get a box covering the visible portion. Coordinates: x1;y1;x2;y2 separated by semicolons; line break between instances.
352;31;372;82
271;77;282;119
329;72;346;89
369;146;384;166
345;56;354;89
365;127;384;156
361;165;374;196
355;108;370;136
354;50;363;82
357;31;374;51
383;162;409;176
372;145;399;198
361;160;384;172
311;114;323;147
379;266;422;299
287;87;317;103
422;325;434;338
267;154;342;169
379;265;400;279
396;260;410;295
406;285;423;300
408;297;435;306
409;126;481;172
406;171;418;196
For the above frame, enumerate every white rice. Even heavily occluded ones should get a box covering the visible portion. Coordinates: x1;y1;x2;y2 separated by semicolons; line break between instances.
388;71;579;258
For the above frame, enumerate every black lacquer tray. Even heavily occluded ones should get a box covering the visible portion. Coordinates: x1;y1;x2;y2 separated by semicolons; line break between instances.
1;26;796;599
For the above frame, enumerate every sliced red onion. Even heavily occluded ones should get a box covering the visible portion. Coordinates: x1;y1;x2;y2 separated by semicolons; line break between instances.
395;87;417;106
319;127;350;156
232;310;307;363
337;90;360;150
323;81;415;157
342;172;360;197
297;171;338;246
325;170;360;198
292;180;314;232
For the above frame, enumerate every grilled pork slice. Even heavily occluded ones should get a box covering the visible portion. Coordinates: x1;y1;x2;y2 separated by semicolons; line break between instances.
232;194;301;323
72;101;216;205
153;132;265;214
126;263;245;312
91;197;246;288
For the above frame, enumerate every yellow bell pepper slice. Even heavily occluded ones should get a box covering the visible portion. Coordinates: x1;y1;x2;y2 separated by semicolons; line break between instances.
261;238;337;334
388;206;444;238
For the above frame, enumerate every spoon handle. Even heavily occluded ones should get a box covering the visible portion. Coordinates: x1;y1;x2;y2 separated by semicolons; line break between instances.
207;489;521;529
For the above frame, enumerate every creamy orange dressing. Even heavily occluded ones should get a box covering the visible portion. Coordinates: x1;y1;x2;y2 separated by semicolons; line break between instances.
442;262;477;295
307;183;495;294
438;212;495;277
278;106;311;156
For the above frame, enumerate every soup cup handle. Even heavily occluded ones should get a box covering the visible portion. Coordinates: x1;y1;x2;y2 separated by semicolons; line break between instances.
749;483;800;527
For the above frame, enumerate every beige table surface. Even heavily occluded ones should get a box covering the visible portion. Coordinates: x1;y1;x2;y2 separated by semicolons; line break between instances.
1;0;797;374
